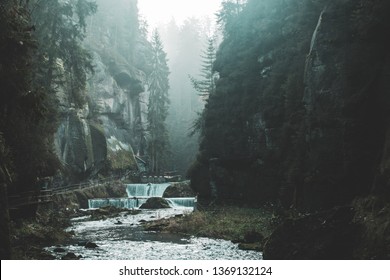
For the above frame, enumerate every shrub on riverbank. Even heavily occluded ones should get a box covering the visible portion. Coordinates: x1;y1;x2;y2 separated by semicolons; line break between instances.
146;206;280;246
10;211;72;259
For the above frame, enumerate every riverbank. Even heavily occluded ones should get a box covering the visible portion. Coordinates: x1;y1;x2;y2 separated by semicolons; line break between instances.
143;203;283;252
142;195;390;259
10;210;71;259
9;191;390;259
8;180;128;259
9;203;276;259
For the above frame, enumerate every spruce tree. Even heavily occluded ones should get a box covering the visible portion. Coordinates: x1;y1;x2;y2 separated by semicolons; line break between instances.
189;37;218;136
147;30;170;174
30;0;97;108
189;37;218;100
217;0;246;36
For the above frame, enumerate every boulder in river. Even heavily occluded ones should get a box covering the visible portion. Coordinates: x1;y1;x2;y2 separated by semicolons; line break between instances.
163;181;195;198
54;247;66;253
85;241;99;249
140;197;171;209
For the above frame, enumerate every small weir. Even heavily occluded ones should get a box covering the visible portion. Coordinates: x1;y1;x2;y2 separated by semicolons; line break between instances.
88;183;196;209
126;183;170;197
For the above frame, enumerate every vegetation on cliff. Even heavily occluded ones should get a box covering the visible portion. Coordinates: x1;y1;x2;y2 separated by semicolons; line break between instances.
187;0;390;259
190;0;390;212
0;1;60;202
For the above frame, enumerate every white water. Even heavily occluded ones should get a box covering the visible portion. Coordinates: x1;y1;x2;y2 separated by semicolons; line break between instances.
89;183;196;210
45;208;262;260
88;198;148;209
168;197;196;208
126;183;171;197
59;184;262;260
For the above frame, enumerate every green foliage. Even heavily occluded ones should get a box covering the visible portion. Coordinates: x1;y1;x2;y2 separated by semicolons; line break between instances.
189;37;218;136
217;0;246;37
191;0;323;200
30;0;97;108
155;206;277;242
146;30;170;174
0;0;95;205
189;37;218;99
0;1;60;196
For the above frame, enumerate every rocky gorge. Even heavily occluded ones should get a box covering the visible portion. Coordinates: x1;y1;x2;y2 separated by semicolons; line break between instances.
2;0;390;260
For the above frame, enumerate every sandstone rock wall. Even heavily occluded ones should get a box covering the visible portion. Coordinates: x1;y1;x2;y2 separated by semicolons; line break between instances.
54;52;144;182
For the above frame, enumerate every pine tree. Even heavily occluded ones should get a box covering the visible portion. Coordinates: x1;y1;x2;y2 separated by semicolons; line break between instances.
189;37;218;136
217;0;246;36
30;0;97;108
189;37;218;100
147;30;170;174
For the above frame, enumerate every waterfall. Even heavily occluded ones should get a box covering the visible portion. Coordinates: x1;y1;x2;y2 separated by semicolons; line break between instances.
88;183;195;210
167;198;196;208
126;183;171;197
309;7;327;55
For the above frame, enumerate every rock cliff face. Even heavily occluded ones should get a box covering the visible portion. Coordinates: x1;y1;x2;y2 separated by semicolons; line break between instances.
54;52;144;182
300;0;390;209
191;0;390;211
52;0;148;183
189;0;390;258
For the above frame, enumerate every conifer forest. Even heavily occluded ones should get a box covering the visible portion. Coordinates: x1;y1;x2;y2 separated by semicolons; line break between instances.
1;0;390;260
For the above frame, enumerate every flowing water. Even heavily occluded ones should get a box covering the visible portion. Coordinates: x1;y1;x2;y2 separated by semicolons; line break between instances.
46;183;262;260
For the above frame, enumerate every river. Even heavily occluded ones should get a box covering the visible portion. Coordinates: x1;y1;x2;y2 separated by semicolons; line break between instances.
45;183;262;260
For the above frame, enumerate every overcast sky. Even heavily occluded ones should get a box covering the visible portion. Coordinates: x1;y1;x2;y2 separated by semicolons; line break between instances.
138;0;223;29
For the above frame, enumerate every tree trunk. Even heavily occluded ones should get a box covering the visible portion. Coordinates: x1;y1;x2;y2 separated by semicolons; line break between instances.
0;180;11;259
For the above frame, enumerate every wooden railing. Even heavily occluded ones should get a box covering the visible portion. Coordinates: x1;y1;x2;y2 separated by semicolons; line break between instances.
8;189;53;210
51;176;121;194
7;175;126;210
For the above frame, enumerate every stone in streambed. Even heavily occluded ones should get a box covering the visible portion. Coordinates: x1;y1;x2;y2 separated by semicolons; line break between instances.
139;197;171;209
54;247;66;253
85;241;99;249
